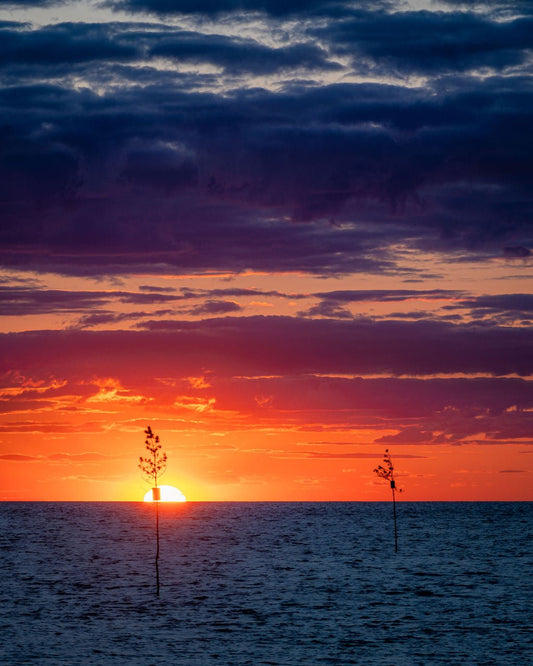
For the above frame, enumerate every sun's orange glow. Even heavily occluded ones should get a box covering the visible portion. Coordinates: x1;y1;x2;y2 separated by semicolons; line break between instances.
143;485;187;502
0;268;531;503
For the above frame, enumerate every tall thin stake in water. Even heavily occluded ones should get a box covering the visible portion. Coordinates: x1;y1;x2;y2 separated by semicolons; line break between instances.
374;449;400;553
139;425;167;596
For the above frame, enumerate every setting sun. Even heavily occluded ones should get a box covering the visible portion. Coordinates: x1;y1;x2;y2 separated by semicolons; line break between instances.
143;485;187;502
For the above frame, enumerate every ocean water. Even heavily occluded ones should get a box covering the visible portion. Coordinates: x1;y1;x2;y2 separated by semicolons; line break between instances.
0;502;531;665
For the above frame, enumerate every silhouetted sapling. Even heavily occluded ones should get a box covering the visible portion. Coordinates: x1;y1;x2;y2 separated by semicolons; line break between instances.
139;425;167;595
374;449;401;553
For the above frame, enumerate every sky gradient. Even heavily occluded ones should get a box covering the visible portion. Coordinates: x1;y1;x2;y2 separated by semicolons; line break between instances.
0;0;531;501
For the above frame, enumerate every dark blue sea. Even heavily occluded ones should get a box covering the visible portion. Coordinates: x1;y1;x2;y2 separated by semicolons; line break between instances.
0;502;531;665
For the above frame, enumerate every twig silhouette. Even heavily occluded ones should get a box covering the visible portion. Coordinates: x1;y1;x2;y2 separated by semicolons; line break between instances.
374;449;400;553
139;425;167;595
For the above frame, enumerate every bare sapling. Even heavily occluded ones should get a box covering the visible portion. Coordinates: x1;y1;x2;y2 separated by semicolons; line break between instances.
139;425;167;595
374;449;401;553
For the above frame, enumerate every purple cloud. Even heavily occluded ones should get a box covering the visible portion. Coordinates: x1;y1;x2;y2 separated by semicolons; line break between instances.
2;316;532;378
188;300;242;315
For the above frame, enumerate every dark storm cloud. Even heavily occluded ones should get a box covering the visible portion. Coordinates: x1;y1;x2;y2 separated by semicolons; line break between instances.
119;142;198;193
0;20;336;74
0;20;28;28
108;0;381;17
317;10;533;75
0;3;531;275
151;31;340;75
0;22;139;66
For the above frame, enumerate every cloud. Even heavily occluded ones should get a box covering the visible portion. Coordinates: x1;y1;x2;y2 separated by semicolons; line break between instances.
313;289;462;303
0;5;531;277
216;375;533;424
503;246;531;259
2;315;532;379
0;0;62;6
443;294;533;325
300;300;353;319
137;316;532;377
0;282;298;324
318;9;533;75
0;286;181;316
300;288;464;317
182;287;305;300
457;294;533;316
438;0;533;16
108;0;379;17
0;22;139;67
0;420;84;432
139;284;177;293
0;286;110;316
71;310;174;329
0;453;40;461
375;428;433;444
188;300;242;315
0;323;530;444
47;452;109;461
151;31;340;75
306;451;426;459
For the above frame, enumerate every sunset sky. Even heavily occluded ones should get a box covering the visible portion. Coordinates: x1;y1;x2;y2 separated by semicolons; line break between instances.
0;0;531;501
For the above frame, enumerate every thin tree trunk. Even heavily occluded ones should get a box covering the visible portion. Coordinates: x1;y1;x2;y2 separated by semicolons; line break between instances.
391;483;398;553
155;500;160;596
